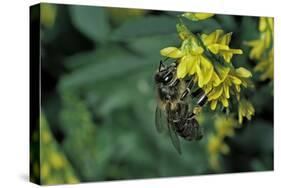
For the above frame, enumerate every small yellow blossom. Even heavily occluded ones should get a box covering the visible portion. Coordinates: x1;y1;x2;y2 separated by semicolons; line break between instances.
50;152;65;169
254;47;274;80
208;134;230;155
182;12;214;21
248;17;274;81
207;134;229;170
246;35;270;60
160;37;214;87
41;163;50;178
41;3;57;28
238;98;255;124
201;30;243;63
214;116;238;138
207;115;238;170
108;8;146;24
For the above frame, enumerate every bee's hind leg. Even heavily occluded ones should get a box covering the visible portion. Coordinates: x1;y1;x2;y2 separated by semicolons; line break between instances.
195;92;208;107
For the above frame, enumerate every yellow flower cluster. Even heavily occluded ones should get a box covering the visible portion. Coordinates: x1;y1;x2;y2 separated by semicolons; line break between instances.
238;98;255;124
254;48;273;80
160;22;252;111
40;114;79;185
207;115;239;170
246;17;274;80
206;66;252;110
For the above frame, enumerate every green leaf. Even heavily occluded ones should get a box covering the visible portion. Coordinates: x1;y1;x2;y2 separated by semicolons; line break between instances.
215;15;237;32
64;45;130;70
181;17;221;33
127;34;180;56
59;52;156;92
111;15;178;41
69;5;110;43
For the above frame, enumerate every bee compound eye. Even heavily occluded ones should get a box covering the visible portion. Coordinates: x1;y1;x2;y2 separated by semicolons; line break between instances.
163;72;173;83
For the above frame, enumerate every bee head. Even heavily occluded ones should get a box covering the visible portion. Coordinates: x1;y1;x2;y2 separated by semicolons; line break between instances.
155;61;177;85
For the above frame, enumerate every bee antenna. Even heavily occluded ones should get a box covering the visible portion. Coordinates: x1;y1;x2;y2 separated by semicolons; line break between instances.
159;60;165;71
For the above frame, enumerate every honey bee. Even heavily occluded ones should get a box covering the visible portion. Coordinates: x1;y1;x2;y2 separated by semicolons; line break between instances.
154;60;207;154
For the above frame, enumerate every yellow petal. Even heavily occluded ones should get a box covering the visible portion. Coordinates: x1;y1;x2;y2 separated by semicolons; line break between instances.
202;30;223;45
200;56;214;85
259;17;267;32
177;57;188;78
264;30;272;49
245;40;259;47
235;84;241;92
208;86;223;100
267;18;274;31
160;47;184;58
208;44;221;54
223;84;230;99
212;71;222;87
210;100;218;110
196;63;204;87
41;4;57;28
236;67;252;78
182;12;214;21
186;55;198;75
189;38;204;55
203;84;213;93
229;48;243;54
221;97;229;107
229;75;242;85
220;32;232;45
215;64;230;82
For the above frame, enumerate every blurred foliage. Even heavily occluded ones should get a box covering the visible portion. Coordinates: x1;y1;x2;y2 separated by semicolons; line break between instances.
31;3;273;185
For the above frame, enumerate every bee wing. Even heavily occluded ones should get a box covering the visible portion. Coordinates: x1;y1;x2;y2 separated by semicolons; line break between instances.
155;106;166;133
167;110;182;154
155;105;182;154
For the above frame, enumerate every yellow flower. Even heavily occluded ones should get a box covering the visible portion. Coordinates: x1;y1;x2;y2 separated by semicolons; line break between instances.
205;66;252;110
207;115;238;170
208;134;230;155
246;35;270;60
214;116;238;138
182;12;214;21
108;8;146;24
41;163;50;178
160;37;214;87
207;134;229;170
238;98;255;124
247;17;273;81
50;152;65;170
254;47;274;81
246;17;273;60
201;30;243;63
41;3;57;28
